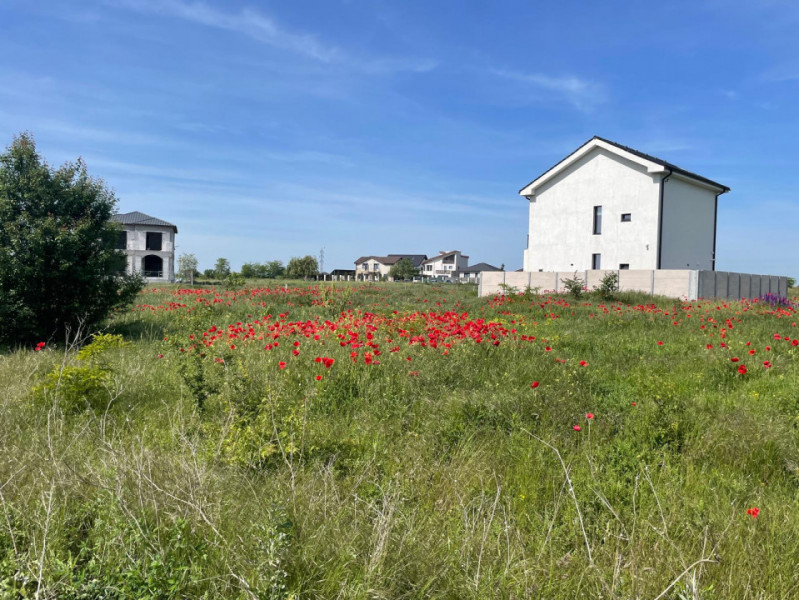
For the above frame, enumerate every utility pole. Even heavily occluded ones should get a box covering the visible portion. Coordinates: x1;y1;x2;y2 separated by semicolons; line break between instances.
319;247;325;273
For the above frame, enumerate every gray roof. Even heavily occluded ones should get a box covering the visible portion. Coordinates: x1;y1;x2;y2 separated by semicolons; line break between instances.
355;254;428;268
457;262;500;274
112;211;178;232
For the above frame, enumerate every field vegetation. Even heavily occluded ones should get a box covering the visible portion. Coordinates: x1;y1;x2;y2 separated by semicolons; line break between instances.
1;281;797;598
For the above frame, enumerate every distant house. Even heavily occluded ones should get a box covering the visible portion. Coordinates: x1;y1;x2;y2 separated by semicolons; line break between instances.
519;137;729;272
112;211;177;282
455;262;500;283
420;250;469;278
354;254;427;281
330;268;356;281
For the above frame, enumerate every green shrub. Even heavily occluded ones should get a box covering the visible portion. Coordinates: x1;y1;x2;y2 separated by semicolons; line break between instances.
560;272;585;298
595;271;619;300
35;333;127;412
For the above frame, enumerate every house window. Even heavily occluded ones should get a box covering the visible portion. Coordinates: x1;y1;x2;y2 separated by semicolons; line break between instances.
146;232;162;251
621;213;631;222
116;231;127;250
619;263;630;270
426;265;432;271
592;253;601;270
373;264;379;271
362;264;368;270
593;206;602;234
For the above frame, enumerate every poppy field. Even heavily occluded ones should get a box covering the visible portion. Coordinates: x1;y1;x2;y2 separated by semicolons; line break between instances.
2;282;798;598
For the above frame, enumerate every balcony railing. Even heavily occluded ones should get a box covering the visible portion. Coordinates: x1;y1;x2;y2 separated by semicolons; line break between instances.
143;270;164;278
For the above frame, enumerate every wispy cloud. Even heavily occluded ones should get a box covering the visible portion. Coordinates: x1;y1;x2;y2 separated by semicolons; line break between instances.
491;69;607;111
109;0;436;74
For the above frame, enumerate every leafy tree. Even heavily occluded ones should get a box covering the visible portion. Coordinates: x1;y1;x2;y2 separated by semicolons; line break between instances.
0;133;143;345
264;260;285;279
240;262;265;279
214;257;231;280
178;253;198;284
286;255;319;280
389;257;418;280
202;268;216;280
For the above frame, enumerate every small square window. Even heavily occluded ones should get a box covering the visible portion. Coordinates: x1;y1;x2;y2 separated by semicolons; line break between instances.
592;253;601;270
621;213;631;222
619;263;630;270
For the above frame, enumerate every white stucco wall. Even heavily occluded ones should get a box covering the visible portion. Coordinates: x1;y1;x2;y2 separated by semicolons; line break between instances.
659;175;717;270
524;148;661;272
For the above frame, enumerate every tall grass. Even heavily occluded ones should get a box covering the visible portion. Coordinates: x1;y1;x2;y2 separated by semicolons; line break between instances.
0;281;797;598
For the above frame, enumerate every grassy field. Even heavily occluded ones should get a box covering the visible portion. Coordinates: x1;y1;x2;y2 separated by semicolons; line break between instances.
1;282;797;599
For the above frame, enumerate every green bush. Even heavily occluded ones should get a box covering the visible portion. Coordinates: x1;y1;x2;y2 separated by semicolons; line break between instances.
35;333;127;412
560;272;585;298
595;271;619;300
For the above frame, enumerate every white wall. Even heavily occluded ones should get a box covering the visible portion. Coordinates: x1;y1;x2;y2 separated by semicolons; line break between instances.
479;270;788;300
524;148;661;272
659;175;717;270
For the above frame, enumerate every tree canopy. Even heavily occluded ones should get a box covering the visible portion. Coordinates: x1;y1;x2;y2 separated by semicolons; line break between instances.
389;257;419;280
286;255;319;279
0;133;142;345
178;253;198;284
214;258;231;279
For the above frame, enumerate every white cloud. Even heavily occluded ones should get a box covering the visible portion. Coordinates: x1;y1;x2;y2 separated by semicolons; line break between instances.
109;0;436;74
491;69;607;111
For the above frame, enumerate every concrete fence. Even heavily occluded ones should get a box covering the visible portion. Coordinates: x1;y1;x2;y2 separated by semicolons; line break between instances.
478;269;789;301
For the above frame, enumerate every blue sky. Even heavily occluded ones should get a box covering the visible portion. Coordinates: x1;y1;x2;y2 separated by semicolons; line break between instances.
1;0;798;275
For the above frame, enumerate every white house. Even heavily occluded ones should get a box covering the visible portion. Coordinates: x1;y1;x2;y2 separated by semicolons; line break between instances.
354;254;427;281
420;250;469;278
519;137;729;272
112;211;177;282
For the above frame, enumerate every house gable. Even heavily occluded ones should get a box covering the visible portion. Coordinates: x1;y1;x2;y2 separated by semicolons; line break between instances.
519;136;729;197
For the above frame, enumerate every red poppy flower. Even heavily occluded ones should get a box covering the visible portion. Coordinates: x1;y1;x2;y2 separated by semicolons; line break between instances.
657;341;664;346
747;507;759;518
278;361;287;369
586;412;594;419
737;365;747;375
315;375;322;381
157;353;164;359
730;357;739;362
530;381;540;389
631;402;637;406
579;360;588;367
572;425;581;431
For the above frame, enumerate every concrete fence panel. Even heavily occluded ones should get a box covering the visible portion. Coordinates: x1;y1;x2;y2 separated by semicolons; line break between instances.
618;270;654;294
728;273;740;299
653;270;693;298
740;274;751;299
530;272;557;292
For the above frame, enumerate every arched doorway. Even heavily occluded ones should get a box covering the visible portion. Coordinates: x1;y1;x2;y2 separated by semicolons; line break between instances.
143;255;163;278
